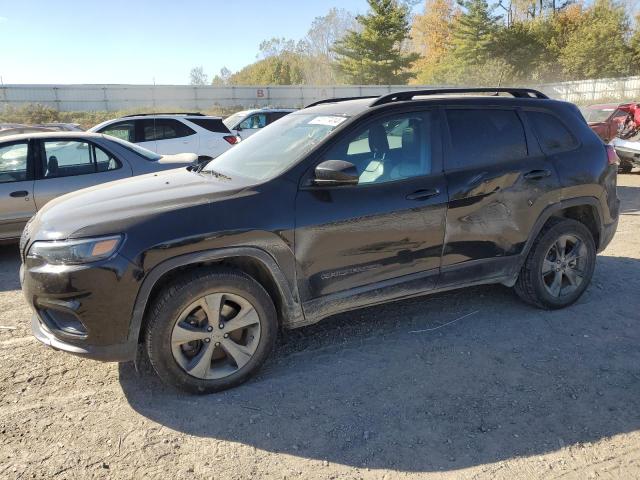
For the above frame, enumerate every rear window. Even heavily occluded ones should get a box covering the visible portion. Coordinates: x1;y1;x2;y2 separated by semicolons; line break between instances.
446;109;528;169
527;111;578;153
187;118;230;133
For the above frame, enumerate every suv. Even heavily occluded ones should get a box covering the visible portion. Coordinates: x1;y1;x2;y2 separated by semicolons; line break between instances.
90;113;240;161
21;88;619;394
223;108;295;139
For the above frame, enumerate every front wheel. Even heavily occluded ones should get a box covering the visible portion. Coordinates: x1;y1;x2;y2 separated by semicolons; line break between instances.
514;219;596;309
145;269;277;394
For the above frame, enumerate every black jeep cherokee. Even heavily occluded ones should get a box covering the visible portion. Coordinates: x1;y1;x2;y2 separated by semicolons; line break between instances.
20;88;620;393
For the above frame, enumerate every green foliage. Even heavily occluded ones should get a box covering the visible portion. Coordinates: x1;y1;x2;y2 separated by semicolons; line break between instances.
450;0;500;65
558;0;633;79
228;52;307;85
333;0;420;84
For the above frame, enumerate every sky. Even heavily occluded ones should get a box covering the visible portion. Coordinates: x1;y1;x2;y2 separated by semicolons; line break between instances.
0;0;390;85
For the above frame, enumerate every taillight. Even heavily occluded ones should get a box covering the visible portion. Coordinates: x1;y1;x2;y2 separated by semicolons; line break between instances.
223;135;240;145
605;144;619;166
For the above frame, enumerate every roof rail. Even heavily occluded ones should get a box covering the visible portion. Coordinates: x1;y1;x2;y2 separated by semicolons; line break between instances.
305;96;378;109
121;112;205;118
370;88;549;107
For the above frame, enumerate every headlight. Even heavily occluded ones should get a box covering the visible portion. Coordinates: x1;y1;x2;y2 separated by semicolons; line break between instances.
27;235;123;265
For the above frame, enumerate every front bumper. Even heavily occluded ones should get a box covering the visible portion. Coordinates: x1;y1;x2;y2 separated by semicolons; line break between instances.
613;146;640;167
21;253;142;362
31;313;137;361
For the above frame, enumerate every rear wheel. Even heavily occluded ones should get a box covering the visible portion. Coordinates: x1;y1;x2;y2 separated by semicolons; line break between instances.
145;269;277;394
514;219;596;309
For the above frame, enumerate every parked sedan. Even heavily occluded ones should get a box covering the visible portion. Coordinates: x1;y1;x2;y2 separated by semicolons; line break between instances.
0;132;197;240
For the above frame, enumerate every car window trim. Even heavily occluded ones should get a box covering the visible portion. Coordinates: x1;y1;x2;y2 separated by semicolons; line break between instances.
36;138;124;180
522;107;582;155
0;139;34;184
442;105;531;172
298;107;443;190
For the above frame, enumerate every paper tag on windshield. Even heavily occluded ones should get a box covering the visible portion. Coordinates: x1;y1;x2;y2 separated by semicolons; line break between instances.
308;116;347;127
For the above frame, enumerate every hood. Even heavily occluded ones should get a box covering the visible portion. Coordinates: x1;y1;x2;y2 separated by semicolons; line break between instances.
157;153;198;165
28;167;250;240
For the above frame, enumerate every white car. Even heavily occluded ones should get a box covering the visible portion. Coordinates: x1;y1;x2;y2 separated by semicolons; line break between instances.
90;113;240;161
223;108;295;139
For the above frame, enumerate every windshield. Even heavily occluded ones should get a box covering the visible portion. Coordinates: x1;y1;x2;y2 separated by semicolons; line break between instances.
223;113;246;130
106;135;162;161
582;107;615;123
205;112;348;181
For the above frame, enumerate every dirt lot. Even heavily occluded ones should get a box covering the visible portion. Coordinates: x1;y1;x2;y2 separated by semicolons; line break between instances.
1;175;639;480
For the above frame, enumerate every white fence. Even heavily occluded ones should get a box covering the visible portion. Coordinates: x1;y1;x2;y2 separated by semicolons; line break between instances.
1;77;639;112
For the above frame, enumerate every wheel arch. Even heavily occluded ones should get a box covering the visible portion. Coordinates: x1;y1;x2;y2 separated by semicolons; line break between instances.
128;247;305;344
517;197;604;274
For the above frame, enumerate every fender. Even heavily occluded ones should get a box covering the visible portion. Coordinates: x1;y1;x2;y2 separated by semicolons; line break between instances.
127;246;305;343
507;196;604;282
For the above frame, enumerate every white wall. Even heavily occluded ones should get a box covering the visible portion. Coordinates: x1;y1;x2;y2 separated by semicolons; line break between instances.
1;77;639;112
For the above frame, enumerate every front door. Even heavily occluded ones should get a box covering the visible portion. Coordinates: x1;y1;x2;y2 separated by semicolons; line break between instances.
295;110;447;310
0;140;36;239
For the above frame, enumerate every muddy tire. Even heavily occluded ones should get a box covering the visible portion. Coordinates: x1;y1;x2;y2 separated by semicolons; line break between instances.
145;268;277;394
514;218;596;310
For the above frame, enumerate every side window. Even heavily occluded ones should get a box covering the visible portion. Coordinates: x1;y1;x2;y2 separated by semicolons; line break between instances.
144;119;196;141
268;112;289;124
446;109;527;169
0;142;29;183
527;111;578;153
94;145;121;172
322;112;432;185
42;140;119;178
240;114;267;130
99;121;135;142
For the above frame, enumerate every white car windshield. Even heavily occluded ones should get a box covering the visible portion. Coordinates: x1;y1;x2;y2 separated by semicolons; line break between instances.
205;113;349;181
223;113;246;130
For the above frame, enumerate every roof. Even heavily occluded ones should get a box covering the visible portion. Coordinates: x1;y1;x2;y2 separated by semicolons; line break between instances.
0;131;105;143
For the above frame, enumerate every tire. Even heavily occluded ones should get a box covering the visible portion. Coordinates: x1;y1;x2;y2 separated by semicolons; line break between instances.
514;218;596;310
618;160;633;174
145;268;277;394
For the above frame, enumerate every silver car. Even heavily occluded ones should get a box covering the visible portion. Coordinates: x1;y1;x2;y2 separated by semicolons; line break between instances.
0;132;197;240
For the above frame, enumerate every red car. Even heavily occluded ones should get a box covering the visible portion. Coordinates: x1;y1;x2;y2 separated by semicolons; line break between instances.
582;103;639;142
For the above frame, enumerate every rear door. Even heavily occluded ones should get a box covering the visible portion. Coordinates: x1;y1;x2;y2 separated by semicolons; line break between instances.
440;107;561;286
148;119;199;155
0;140;36;239
33;138;131;209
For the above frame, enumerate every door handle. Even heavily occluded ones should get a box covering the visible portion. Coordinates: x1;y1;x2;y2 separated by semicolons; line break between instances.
523;169;551;180
406;188;440;201
10;190;29;198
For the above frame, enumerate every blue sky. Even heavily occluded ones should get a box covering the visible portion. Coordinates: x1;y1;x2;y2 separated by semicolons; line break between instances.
0;0;393;85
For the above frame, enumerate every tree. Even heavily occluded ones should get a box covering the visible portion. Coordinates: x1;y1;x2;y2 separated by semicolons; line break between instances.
559;0;634;79
410;0;458;83
211;67;232;86
333;0;420;84
228;53;306;85
189;66;208;85
450;0;501;66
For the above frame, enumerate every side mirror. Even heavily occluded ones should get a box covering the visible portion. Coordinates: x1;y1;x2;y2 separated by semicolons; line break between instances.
313;160;359;186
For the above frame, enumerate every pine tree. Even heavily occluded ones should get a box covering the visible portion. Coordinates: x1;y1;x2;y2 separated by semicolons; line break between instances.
333;0;420;84
450;0;501;65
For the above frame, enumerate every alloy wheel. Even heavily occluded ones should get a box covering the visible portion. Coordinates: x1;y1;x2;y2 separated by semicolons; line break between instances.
170;292;261;380
541;234;588;298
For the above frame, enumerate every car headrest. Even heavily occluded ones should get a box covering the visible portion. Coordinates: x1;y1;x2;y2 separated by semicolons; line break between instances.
368;124;389;157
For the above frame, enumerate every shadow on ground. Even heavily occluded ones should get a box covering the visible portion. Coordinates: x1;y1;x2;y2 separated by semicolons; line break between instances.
618;183;640;214
120;255;640;472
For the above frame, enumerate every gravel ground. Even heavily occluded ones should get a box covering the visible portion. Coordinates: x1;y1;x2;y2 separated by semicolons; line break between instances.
1;175;639;480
